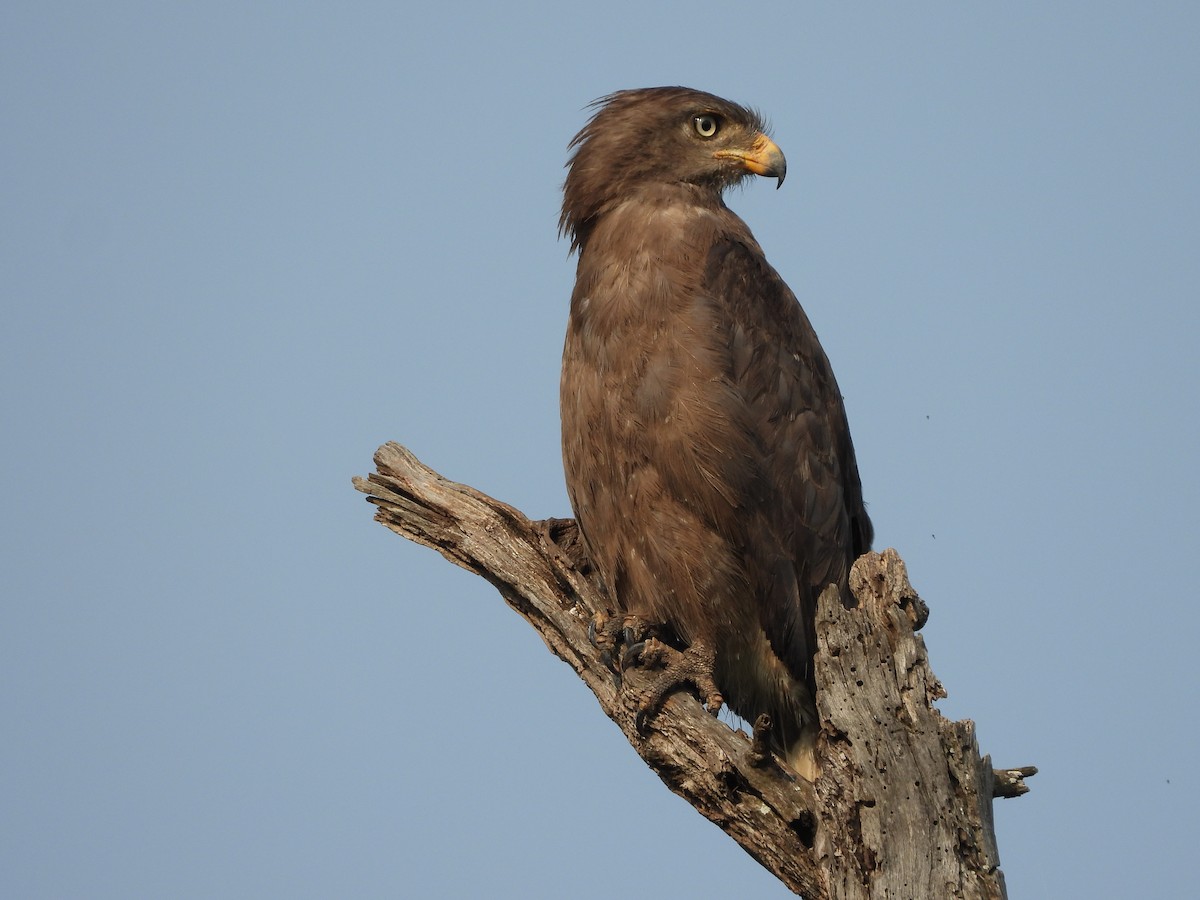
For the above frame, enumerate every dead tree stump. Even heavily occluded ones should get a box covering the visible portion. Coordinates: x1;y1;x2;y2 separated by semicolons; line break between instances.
354;442;1033;898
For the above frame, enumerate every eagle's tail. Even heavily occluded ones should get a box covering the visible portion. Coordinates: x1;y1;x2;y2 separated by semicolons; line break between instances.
786;728;819;782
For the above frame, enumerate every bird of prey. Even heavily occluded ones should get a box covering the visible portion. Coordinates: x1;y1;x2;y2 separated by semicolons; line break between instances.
559;87;872;778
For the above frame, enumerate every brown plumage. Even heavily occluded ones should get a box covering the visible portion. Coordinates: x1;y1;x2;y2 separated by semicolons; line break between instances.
559;87;872;776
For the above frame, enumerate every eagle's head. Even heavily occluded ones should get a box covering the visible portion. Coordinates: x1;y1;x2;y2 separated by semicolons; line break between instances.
560;86;787;252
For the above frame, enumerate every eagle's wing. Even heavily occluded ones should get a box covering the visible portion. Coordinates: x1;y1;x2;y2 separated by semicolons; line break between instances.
705;236;873;688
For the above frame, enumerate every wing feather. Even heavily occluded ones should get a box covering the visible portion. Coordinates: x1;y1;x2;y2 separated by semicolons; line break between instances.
703;237;873;688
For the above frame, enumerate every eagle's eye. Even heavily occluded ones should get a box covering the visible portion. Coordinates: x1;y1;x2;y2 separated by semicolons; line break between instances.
693;114;720;138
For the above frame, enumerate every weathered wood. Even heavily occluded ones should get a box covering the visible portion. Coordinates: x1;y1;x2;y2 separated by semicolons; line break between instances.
815;552;1012;898
993;766;1038;799
354;441;1032;898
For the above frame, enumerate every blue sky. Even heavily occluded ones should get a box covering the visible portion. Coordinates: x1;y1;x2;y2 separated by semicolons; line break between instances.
4;3;1198;897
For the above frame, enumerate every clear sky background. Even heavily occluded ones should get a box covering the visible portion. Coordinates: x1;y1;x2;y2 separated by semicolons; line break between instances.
4;3;1197;897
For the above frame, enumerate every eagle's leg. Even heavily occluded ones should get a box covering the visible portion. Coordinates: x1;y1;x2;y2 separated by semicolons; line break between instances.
620;636;724;731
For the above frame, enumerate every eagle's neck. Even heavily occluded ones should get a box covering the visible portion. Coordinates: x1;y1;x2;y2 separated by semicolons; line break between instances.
568;185;749;342
588;184;735;259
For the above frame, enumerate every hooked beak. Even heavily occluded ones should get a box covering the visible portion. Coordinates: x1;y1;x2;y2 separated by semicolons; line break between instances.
714;133;787;188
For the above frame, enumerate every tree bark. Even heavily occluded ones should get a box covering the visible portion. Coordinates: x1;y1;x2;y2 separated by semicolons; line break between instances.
354;442;1033;898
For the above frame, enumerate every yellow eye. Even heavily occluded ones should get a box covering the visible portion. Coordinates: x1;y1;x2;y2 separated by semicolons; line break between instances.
693;114;720;138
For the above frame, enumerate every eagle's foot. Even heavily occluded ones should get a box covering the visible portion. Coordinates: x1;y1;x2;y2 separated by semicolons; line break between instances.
587;610;621;676
620;637;724;732
588;612;659;681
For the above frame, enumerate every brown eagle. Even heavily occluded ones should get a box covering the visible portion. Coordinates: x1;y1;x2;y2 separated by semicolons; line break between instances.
559;87;872;778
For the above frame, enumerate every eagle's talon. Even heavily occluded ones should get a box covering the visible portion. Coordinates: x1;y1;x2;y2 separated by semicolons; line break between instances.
587;610;616;650
620;617;657;647
591;613;723;727
619;640;646;672
588;610;626;675
620;638;724;727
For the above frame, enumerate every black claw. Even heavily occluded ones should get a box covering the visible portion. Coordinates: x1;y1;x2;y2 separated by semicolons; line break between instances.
620;640;646;672
589;612;633;679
